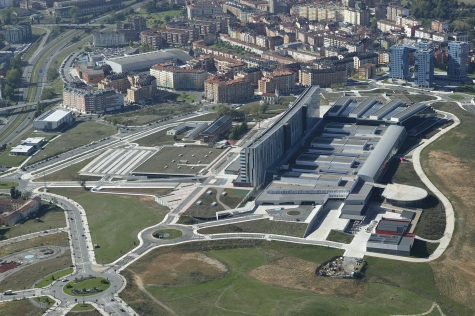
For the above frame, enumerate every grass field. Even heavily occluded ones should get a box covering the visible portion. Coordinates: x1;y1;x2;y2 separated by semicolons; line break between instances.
33;296;55;308
104;103;198;126
0;299;45;316
326;230;354;244
164;92;196;102
35;268;74;288
47;188;169;264
70;304;95;311
240;96;296;119
38;156;99;182
26;122;116;166
99;188;173;196
153;229;182;239
0;181;18;189
0;130;56;167
135;129;182;147
120;240;447;316
448;94;465;100
0;232;69;258
0;251;72;292
135;8;183;22
134;147;223;175
198;219;308;237
66;309;101;316
181;188;224;218
63;277;110;296
407;94;437;103
0;204;66;240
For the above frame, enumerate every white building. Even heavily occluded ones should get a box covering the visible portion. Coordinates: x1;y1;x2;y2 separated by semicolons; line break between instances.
10;137;46;156
105;51;178;73
33;109;74;130
93;32;126;47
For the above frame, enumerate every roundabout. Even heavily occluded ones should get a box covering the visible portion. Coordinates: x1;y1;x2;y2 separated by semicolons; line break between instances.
63;276;111;296
152;229;183;239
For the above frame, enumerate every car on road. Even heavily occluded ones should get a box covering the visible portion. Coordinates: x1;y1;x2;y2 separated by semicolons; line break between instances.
62;278;68;282
43;230;48;233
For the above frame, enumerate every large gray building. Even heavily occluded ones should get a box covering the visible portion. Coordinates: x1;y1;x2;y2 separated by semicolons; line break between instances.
237;85;320;189
5;23;31;43
105;51;178;73
33;109;74;131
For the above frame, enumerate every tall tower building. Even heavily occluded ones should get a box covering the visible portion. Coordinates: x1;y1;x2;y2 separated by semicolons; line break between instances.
269;0;277;13
414;42;434;87
389;44;411;80
447;41;469;80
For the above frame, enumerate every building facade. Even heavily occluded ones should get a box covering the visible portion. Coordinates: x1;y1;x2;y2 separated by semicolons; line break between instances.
447;41;469;80
204;74;254;103
63;86;124;113
98;72;130;93
93;31;125;47
258;68;295;94
389;44;411;80
126;74;157;103
0;197;41;226
150;62;209;90
5;23;32;43
414;42;434;87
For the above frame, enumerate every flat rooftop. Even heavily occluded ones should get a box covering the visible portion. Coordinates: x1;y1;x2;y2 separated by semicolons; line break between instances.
382;183;428;202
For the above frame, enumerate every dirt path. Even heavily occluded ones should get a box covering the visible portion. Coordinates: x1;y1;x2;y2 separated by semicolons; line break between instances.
129;270;177;316
391;302;445;316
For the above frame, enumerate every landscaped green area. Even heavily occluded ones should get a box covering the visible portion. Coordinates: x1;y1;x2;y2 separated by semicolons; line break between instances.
0;232;69;258
197;219;308;238
0;181;18;189
119;240;468;316
326;230;354;244
407;94;437;103
153;229;182;239
33;296;55;308
64;277;110;296
103;103;198;126
0;299;46;316
448;94;465;100
35;268;74;288
0;132;57;167
0;251;72;292
135;8;183;22
239;96;296;120
23;28;47;61
26;122;116;166
47;188;169;264
0;204;66;240
38;156;98;182
70;304;95;311
180;188;224;219
164;92;196;102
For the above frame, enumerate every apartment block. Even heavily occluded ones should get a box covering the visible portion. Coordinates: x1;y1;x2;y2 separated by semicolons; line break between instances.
204;74;254;103
150;62;209;90
258;69;295;94
63;86;124;113
448;41;469;80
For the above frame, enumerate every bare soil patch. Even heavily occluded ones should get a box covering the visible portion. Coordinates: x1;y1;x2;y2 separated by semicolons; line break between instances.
248;256;366;298
131;252;228;288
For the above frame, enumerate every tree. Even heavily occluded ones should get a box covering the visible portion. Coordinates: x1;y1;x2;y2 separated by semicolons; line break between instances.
164;15;171;23
3;84;13;100
188;47;194;57
69;6;79;20
6;68;21;87
259;103;268;114
47;68;59;81
21;191;32;200
10;186;21;199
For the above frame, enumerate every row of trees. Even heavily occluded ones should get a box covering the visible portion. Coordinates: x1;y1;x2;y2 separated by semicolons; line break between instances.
3;55;23;101
10;187;31;200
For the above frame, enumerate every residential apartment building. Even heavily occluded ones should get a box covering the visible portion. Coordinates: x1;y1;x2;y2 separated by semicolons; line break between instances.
299;66;347;87
150;62;209;90
98;72;130;93
431;20;448;33
204;74;254;103
5;23;31;43
389;44;411;80
63;86;124;113
115;16;147;41
414;42;434;87
140;29;163;49
258;68;295;94
0;197;41;226
140;29;189;48
93;31;125;47
448;41;469;80
126;74;157;103
186;1;222;19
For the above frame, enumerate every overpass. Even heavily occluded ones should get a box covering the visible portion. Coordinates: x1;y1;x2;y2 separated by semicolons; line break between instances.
0;98;62;114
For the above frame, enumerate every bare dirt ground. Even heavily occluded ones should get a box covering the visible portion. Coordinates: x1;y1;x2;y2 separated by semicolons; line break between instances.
131;252;228;288
248;257;366;298
424;151;475;310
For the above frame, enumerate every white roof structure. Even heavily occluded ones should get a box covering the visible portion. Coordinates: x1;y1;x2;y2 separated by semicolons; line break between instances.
21;137;45;145
37;109;71;122
10;145;34;154
382;183;428;202
105;51;177;73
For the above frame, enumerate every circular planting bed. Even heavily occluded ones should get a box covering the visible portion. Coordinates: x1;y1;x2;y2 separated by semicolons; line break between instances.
287;210;301;216
63;276;110;296
153;229;183;239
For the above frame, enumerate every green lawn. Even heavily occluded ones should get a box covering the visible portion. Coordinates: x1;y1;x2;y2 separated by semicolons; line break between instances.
35;268;73;288
63;277;110;296
71;304;95;311
165;93;196;102
153;229;182;239
0;132;57;167
33;296;55;308
0;299;46;316
0;181;18;189
26;122;116;166
0;204;66;240
326;230;354;244
121;240;441;316
135;8;184;23
47;188;169;264
38;156;99;182
448;94;465;100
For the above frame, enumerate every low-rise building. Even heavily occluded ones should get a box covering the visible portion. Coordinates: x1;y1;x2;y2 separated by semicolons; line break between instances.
200;115;233;143
204;74;254;104
93;31;125;47
150;62;209;90
33;109;74;130
0;197;41;226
